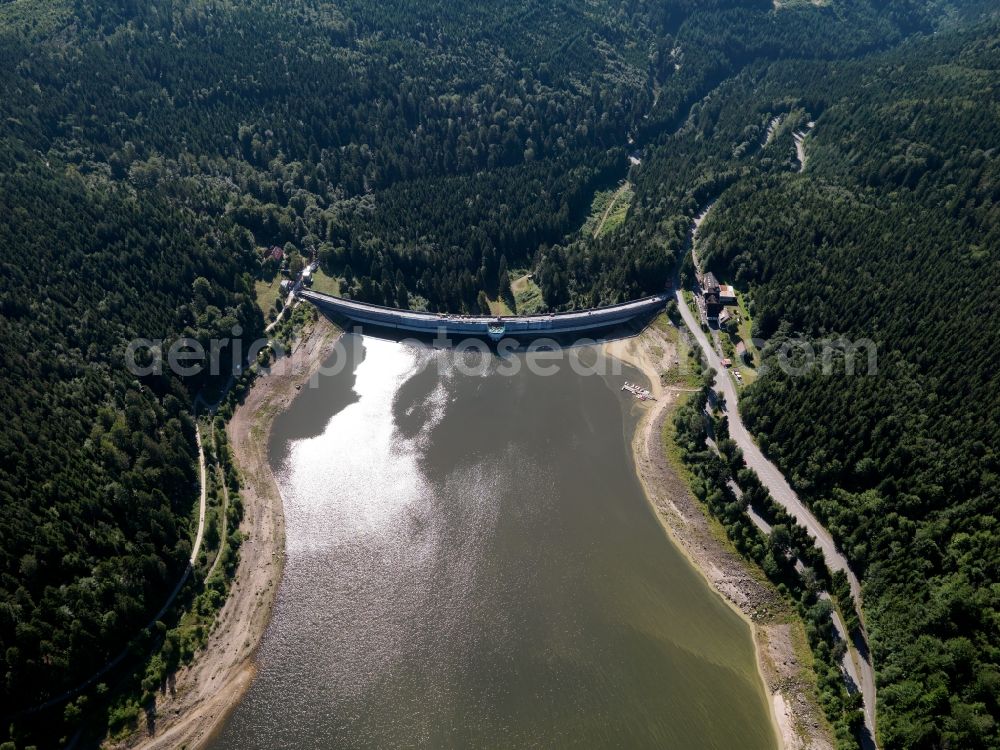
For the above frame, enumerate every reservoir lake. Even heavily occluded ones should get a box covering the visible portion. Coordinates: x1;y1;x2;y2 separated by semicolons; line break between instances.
208;334;777;749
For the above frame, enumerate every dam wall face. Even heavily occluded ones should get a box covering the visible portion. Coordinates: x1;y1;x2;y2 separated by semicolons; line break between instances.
299;290;668;339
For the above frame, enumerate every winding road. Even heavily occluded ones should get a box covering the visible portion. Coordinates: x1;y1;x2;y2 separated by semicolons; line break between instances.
205;458;230;581
732;474;868;710
7;426;208;719
675;216;878;745
265;290;298;334
154;425;207;621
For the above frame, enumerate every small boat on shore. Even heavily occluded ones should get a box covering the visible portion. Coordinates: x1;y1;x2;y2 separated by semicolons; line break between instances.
622;381;654;401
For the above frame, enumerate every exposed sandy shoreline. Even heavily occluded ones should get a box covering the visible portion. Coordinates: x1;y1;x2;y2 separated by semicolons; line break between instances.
606;323;834;750
121;315;342;750
123;315;825;749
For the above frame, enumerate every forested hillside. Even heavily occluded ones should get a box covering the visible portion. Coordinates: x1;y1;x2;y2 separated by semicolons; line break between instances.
0;0;996;746
0;0;677;738
539;4;998;744
0;0;664;740
2;0;673;315
3;0;911;742
0;144;263;710
688;26;1000;749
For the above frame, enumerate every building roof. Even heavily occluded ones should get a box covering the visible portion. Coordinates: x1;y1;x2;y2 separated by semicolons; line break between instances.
719;284;737;300
703;272;720;293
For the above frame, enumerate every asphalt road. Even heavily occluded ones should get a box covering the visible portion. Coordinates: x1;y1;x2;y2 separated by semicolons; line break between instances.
674;285;879;745
9;426;208;719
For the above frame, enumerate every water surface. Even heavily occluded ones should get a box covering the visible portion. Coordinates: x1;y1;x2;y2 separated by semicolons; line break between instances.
209;335;776;749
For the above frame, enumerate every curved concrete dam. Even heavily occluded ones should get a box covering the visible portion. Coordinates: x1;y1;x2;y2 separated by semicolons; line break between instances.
299;290;668;339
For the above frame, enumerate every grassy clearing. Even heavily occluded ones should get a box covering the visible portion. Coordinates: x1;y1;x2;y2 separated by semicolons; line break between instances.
254;276;282;317
651;312;673;333
595;183;633;237
656;319;703;389
582;181;633;238
480;271;540;315
720;331;753;389
486;296;514;316
732;291;760;384
511;272;544;314
682;289;698;314
196;421;231;580
308;268;341;296
256;270;338;321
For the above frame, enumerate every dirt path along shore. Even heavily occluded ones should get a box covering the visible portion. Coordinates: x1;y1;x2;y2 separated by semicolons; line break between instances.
120;316;342;750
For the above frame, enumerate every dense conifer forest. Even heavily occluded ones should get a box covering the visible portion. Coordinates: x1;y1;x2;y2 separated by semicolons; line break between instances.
693;29;1000;748
0;0;997;746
